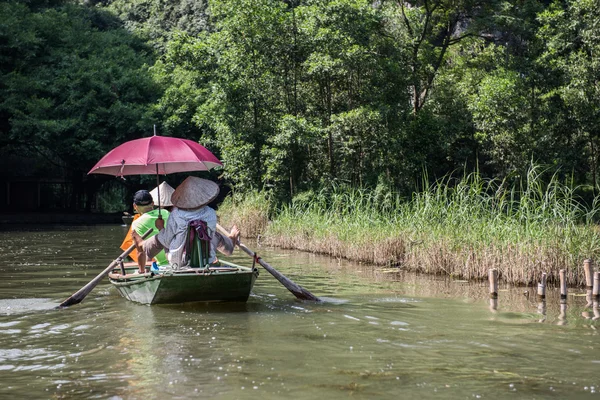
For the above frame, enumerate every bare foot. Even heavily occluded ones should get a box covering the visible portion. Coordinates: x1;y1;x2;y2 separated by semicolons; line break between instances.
228;225;240;244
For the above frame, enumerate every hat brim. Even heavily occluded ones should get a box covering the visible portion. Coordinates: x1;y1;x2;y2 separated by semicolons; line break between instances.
171;177;219;209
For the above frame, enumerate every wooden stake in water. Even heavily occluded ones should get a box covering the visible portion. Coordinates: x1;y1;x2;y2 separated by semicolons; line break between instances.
537;272;547;300
593;271;600;300
584;259;594;289
559;269;567;324
489;268;498;299
559;269;567;301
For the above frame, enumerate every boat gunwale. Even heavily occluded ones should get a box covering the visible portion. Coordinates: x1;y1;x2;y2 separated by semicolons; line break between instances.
108;263;257;288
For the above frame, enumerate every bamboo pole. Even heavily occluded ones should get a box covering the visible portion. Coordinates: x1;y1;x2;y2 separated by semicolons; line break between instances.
593;271;600;300
593;301;600;321
584;259;594;289
559;269;567;325
536;272;547;322
585;259;596;311
537;272;547;300
489;268;498;299
559;269;567;301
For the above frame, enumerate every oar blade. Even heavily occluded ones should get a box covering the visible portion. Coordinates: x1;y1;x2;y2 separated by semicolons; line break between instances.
58;295;83;308
230;233;320;302
253;254;320;301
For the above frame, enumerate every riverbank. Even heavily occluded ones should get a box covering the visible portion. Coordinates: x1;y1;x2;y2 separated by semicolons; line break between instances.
219;169;600;287
0;212;123;225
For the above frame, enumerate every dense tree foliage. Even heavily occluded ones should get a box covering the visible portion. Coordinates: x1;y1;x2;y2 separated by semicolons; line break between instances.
2;0;600;209
0;0;160;208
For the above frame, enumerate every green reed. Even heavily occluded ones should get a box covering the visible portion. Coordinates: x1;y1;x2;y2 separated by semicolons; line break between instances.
218;190;271;238
259;166;600;285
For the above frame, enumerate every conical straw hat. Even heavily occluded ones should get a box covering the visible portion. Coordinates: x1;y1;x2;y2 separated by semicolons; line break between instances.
150;182;175;207
171;177;219;209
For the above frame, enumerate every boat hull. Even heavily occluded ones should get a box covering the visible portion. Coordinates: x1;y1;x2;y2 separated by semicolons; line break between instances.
122;215;134;225
109;263;258;305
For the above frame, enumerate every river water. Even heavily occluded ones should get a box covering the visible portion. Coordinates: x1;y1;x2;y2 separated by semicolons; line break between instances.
0;225;599;399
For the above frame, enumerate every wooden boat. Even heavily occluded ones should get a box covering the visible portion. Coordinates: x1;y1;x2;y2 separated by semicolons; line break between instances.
108;221;258;305
108;262;258;305
122;214;134;225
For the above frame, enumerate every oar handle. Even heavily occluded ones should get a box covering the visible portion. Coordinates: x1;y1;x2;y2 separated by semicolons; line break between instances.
216;224;233;241
216;224;320;302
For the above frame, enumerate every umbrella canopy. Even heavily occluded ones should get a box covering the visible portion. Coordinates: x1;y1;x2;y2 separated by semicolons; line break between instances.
88;135;222;176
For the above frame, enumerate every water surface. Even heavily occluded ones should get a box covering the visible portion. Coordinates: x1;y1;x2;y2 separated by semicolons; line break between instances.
0;225;599;399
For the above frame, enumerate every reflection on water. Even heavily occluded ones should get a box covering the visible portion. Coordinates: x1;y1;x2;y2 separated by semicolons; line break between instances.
0;225;600;399
558;301;568;326
537;300;547;323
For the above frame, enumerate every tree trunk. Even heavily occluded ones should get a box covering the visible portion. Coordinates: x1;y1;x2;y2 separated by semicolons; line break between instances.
590;133;598;195
326;76;335;177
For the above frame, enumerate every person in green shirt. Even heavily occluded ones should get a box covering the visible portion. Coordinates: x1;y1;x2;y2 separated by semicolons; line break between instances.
130;190;170;271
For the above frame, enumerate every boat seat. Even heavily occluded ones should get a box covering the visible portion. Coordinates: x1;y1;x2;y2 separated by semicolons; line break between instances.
186;219;212;269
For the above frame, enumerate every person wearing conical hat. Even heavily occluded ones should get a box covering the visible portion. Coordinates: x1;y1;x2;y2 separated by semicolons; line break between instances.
132;176;240;271
150;181;175;212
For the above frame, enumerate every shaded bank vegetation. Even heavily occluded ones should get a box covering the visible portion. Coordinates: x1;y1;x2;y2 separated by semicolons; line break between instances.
0;1;160;210
220;166;600;285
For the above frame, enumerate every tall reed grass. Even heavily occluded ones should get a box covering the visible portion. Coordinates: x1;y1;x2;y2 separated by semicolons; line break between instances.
218;190;270;238
223;167;600;286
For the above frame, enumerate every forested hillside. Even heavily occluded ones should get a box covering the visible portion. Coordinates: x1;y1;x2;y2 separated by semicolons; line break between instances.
1;0;599;210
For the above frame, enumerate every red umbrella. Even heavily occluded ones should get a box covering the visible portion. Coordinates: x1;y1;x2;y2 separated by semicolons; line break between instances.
89;132;222;209
89;135;222;176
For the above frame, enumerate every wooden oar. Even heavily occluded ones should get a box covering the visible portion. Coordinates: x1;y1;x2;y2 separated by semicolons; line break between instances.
58;229;153;308
216;224;320;302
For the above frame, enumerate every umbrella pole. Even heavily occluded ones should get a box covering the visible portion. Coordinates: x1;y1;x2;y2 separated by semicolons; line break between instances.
155;164;163;220
153;125;162;217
